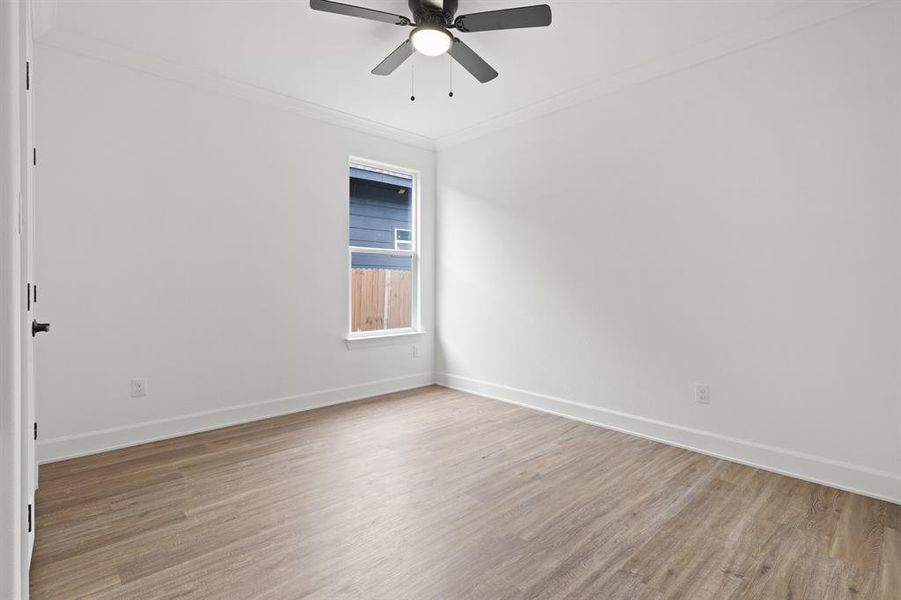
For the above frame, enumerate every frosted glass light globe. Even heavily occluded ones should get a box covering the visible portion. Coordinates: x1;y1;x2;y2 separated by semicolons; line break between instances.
411;27;452;56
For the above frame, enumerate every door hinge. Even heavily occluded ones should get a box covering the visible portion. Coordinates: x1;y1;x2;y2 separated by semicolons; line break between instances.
27;283;31;311
33;284;37;304
26;61;30;90
27;504;32;533
33;147;36;166
34;422;38;441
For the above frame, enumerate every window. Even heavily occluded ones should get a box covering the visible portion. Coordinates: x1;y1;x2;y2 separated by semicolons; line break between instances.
394;229;412;251
348;160;418;337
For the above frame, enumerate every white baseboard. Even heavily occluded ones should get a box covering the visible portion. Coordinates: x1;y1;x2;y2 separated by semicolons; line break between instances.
40;370;900;504
39;372;436;463
436;373;901;504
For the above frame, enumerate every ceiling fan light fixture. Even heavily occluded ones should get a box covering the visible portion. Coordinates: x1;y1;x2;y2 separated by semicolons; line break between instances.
311;0;553;82
410;26;452;56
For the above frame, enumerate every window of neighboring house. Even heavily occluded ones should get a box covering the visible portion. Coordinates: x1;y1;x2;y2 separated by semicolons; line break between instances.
394;228;412;251
348;160;418;336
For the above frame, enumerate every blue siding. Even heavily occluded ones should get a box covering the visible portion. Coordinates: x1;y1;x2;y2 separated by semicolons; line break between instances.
349;168;413;270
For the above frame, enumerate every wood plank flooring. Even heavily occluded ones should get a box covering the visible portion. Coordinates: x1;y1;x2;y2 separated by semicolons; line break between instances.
31;385;900;599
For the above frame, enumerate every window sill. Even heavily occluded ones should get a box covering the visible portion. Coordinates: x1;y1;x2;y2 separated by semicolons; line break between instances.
344;330;426;349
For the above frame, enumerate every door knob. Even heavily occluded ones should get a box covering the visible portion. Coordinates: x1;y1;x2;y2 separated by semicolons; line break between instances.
32;321;50;337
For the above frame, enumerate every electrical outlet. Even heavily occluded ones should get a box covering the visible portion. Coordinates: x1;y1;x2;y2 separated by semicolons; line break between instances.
695;384;710;405
130;379;147;398
412;344;419;359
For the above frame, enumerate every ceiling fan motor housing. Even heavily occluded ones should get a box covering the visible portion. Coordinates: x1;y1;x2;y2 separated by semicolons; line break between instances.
409;0;458;27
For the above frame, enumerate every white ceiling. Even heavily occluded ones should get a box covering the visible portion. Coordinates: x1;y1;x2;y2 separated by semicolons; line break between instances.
34;0;866;142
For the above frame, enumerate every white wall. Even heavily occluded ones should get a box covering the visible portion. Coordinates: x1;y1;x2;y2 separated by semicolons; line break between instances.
35;45;435;461
436;2;901;501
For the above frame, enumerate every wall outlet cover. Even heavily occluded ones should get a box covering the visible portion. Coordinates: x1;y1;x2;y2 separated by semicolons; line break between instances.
130;379;147;398
695;384;710;404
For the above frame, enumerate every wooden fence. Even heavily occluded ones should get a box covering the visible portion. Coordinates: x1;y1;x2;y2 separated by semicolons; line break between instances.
351;268;412;332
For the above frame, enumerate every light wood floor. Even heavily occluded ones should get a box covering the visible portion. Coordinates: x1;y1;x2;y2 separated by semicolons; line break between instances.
31;385;899;599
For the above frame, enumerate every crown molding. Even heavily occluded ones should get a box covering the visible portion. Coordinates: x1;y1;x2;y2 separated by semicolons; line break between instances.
35;29;437;151
33;1;880;153
434;0;881;150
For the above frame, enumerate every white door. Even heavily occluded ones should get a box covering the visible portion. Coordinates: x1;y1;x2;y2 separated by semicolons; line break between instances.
19;0;39;575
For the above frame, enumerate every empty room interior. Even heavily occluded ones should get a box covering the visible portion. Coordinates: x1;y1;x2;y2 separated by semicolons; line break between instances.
2;0;900;598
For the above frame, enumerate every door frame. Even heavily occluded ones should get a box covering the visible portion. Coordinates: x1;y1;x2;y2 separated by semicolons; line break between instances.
1;0;25;596
2;0;35;598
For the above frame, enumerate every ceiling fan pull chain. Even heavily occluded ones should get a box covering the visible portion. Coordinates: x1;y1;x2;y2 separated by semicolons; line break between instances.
410;60;416;102
449;56;454;98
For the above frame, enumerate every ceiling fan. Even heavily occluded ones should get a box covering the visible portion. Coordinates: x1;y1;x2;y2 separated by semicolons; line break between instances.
309;0;552;83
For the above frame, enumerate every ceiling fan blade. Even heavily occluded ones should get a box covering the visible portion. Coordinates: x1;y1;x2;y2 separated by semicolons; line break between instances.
448;38;498;83
454;4;551;32
309;0;411;26
371;40;415;76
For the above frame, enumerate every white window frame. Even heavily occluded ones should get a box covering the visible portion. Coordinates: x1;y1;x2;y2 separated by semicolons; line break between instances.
347;157;420;340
